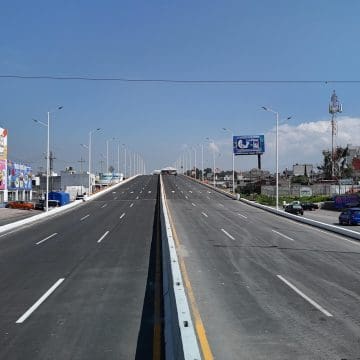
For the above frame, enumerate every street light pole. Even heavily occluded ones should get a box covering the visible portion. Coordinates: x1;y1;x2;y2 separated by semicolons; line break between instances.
262;107;292;210
33;106;62;212
223;127;235;194
88;128;101;195
201;143;204;181
206;137;216;188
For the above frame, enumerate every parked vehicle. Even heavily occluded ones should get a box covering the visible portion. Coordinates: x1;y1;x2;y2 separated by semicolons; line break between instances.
5;201;34;210
301;202;319;211
339;207;360;225
48;191;70;206
284;204;304;215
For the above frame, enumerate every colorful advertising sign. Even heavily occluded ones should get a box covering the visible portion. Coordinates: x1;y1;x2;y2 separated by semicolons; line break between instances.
0;160;6;190
0;128;8;161
233;135;265;155
7;161;32;190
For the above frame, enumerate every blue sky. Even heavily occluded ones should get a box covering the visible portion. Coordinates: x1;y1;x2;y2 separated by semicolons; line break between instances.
1;0;360;174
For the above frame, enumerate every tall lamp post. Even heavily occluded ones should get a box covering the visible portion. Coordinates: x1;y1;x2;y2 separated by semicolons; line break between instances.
33;106;62;212
222;127;235;193
88;128;101;195
206;137;216;188
262;106;291;210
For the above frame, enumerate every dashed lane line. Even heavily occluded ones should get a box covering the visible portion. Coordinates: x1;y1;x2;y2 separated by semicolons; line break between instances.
277;275;333;317
272;230;295;242
221;228;235;240
36;233;58;245
16;278;65;323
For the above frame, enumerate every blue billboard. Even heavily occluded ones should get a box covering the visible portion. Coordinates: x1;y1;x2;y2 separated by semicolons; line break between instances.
233;135;265;155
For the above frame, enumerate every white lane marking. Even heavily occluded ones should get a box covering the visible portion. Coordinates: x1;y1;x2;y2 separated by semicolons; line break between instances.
172;190;175;193
201;212;208;218
140;191;143;194
80;214;90;221
112;191;116;194
238;213;247;219
136;196;139;200
181;191;183;193
130;191;134;194
219;203;225;207
272;230;295;242
16;278;65;323
101;203;107;208
221;228;235;240
206;196;210;200
97;231;110;243
120;213;126;219
130;203;134;208
277;275;333;317
189;191;193;193
148;191;152;194
36;233;58;245
114;197;118;200
185;196;189;199
191;203;196;207
207;191;211;194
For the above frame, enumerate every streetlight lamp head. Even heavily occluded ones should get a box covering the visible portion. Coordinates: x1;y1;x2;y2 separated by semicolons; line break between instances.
57;106;63;110
261;106;268;111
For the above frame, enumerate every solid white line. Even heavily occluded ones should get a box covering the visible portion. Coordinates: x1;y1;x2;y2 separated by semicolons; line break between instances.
36;233;58;245
201;212;208;218
16;278;65;323
97;231;110;243
237;213;247;219
80;214;90;221
191;203;196;207
101;203;107;208
221;228;235;240
120;213;126;219
272;230;295;242
277;275;333;317
130;203;134;208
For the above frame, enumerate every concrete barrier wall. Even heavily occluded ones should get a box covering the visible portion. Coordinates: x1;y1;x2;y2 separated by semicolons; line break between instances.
160;175;201;360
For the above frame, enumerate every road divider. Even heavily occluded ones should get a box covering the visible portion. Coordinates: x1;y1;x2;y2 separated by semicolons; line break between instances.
160;175;202;360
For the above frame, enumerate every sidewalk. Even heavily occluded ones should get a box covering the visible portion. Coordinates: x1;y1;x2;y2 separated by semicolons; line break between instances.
0;208;43;226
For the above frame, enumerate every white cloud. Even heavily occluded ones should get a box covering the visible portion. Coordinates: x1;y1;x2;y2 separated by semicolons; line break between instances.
216;116;360;172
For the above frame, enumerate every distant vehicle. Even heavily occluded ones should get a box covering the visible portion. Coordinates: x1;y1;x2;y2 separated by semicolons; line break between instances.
34;200;45;210
5;201;34;210
47;200;60;208
339;207;360;225
284;204;304;215
48;191;70;206
301;202;319;211
75;194;87;201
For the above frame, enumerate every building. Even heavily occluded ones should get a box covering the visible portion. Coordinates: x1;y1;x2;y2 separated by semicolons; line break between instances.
293;164;313;177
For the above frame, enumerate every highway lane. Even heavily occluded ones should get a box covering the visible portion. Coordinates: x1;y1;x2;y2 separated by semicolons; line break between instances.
0;175;160;360
163;175;360;360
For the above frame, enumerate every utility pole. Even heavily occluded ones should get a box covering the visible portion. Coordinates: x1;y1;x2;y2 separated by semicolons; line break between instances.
78;157;86;173
329;90;343;178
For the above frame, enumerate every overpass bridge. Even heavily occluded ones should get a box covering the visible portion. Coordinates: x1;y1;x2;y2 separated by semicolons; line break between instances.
0;174;359;359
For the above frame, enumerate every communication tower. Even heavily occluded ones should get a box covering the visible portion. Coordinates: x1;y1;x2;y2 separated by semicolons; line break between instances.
328;90;342;178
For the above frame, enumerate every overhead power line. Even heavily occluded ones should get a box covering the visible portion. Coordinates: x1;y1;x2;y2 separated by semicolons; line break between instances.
0;74;359;84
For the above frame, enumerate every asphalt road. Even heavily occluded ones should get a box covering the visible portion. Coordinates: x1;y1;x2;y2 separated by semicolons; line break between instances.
162;175;360;360
0;175;161;360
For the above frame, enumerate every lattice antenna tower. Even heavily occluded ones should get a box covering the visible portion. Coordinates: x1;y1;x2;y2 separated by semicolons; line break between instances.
328;90;342;178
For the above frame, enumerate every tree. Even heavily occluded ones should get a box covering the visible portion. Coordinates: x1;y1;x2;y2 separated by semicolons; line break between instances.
318;146;352;180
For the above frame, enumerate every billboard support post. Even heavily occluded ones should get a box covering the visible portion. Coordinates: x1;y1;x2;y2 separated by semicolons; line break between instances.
258;154;261;170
